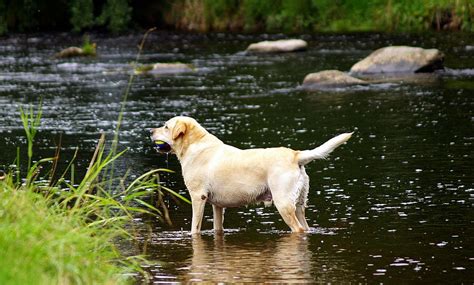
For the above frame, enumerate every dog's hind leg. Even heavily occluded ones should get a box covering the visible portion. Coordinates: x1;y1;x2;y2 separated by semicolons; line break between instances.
274;201;305;233
296;206;310;231
296;169;310;231
212;205;225;234
270;172;306;233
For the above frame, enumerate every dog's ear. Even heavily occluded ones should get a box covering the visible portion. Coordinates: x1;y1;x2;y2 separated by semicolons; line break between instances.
172;120;187;140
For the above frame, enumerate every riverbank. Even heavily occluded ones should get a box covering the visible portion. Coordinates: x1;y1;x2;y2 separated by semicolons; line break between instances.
0;105;177;284
1;0;473;35
0;139;168;284
0;182;127;284
165;0;474;33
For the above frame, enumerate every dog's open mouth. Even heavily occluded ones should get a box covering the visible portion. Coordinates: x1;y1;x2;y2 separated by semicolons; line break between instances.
154;140;172;153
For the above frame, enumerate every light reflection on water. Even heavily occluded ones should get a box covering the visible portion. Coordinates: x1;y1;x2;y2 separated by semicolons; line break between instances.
140;230;360;283
0;32;473;283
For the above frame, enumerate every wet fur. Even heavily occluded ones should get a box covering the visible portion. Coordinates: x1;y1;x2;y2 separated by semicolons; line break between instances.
150;116;352;234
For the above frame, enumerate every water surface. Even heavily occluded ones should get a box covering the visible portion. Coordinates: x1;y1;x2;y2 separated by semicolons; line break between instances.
0;32;473;283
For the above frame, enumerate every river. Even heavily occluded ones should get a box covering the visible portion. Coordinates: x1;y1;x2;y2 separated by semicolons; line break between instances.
0;31;472;283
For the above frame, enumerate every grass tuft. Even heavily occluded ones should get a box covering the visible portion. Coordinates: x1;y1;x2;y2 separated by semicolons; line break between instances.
81;35;96;56
0;186;124;285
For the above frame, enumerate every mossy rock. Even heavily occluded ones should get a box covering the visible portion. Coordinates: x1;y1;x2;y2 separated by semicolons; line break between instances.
54;43;96;59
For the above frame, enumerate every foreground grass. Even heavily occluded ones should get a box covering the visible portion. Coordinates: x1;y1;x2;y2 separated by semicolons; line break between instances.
0;112;180;284
0;184;124;285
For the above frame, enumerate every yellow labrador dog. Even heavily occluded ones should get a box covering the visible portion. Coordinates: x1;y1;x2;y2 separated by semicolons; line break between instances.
150;116;352;234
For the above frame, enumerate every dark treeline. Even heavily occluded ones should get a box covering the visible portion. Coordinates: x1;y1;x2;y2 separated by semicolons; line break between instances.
0;0;473;35
0;0;168;34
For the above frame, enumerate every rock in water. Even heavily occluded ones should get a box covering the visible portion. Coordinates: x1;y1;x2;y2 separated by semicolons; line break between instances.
55;47;86;58
302;70;366;88
151;63;194;74
55;44;96;58
136;63;194;75
350;46;444;74
246;39;308;53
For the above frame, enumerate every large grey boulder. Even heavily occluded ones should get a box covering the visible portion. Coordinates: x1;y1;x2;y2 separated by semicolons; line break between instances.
350;46;444;74
302;70;366;88
246;39;308;53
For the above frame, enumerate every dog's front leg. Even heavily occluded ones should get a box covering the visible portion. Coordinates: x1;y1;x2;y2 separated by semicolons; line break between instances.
190;192;207;235
212;205;224;234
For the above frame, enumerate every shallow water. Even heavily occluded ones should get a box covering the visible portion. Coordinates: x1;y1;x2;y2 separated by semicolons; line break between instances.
0;32;473;283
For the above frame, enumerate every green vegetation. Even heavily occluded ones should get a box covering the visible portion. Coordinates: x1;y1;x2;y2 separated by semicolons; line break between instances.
70;0;94;32
167;0;474;33
311;0;474;32
0;103;184;284
166;0;319;32
97;0;133;34
0;176;125;285
71;0;133;34
81;35;97;56
1;0;472;35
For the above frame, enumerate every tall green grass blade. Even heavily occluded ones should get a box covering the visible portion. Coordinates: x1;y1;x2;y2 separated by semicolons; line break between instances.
125;168;173;192
160;185;191;204
107;27;157;190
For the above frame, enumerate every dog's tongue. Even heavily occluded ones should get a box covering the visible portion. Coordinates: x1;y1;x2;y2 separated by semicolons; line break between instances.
154;140;171;153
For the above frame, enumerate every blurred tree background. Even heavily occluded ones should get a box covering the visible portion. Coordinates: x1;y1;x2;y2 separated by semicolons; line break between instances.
0;0;472;35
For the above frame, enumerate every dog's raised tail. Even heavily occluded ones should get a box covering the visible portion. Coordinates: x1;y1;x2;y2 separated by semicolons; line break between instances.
297;132;353;165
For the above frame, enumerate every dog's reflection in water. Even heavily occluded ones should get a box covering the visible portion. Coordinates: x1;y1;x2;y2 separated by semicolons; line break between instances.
181;234;313;283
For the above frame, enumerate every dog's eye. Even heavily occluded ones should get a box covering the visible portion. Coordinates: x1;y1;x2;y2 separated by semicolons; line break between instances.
164;125;169;129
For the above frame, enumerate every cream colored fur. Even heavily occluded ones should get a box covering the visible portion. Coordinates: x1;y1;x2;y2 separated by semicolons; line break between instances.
151;116;352;234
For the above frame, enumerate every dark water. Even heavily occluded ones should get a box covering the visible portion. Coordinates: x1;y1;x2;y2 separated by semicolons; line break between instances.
0;32;473;283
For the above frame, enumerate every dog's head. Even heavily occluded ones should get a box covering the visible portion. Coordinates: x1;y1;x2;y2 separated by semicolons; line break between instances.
150;116;208;155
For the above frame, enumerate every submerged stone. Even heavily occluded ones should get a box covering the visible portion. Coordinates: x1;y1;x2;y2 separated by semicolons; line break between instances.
302;70;366;88
350;46;444;74
246;39;308;53
135;63;195;75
